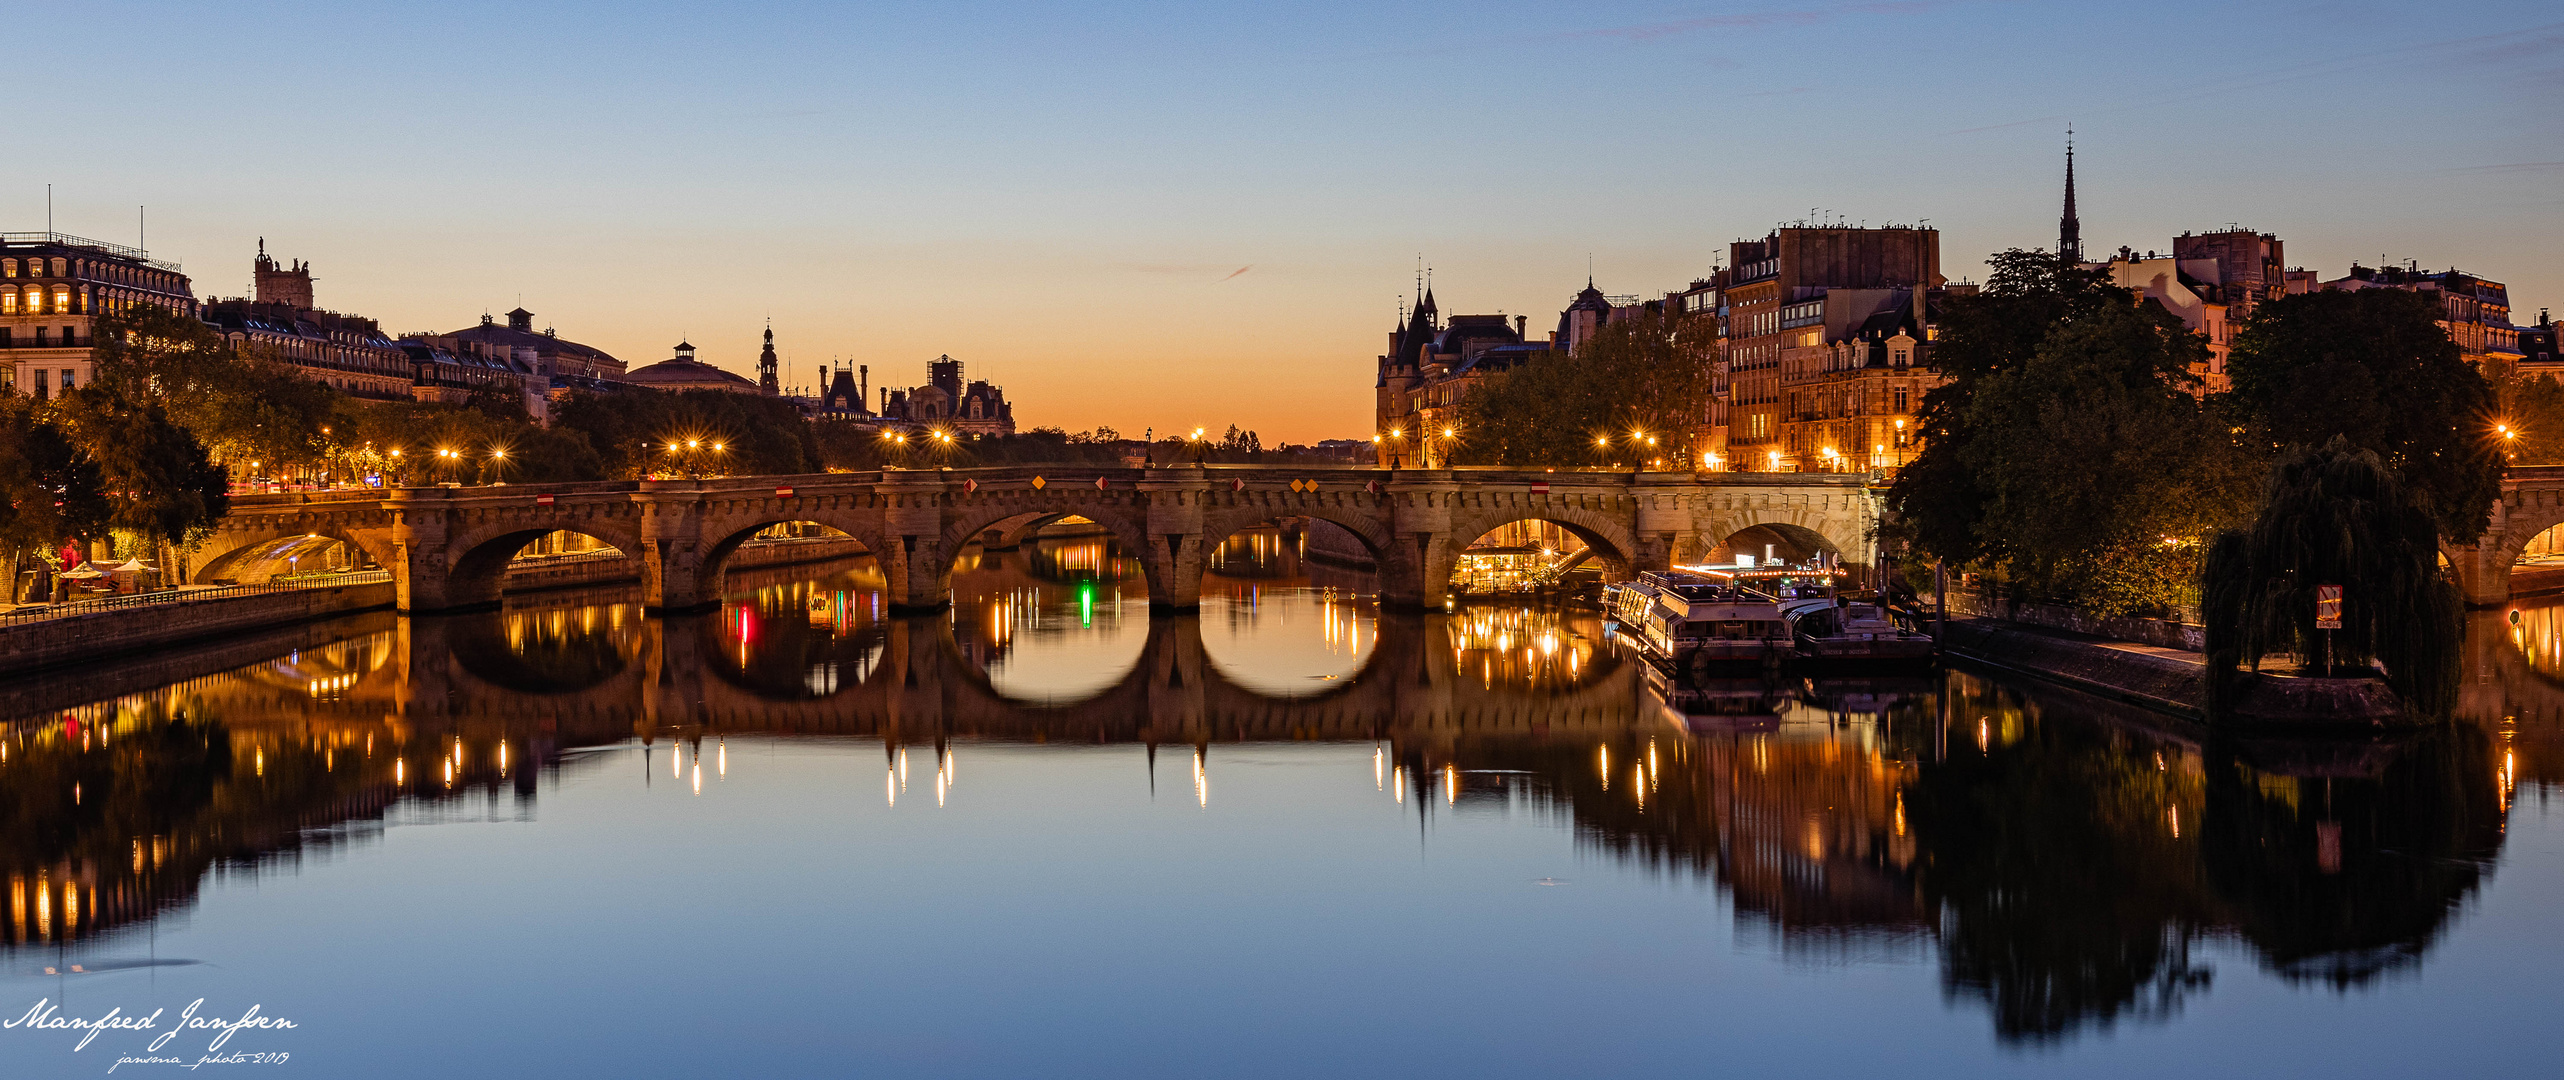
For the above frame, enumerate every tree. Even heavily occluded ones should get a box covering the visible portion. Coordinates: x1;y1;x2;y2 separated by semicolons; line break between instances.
2200;439;2463;717
552;388;817;479
1889;249;2258;614
2225;289;2501;543
1448;310;1715;467
88;305;338;477
56;386;229;556
0;396;107;599
1888;249;2133;567
2486;357;2564;466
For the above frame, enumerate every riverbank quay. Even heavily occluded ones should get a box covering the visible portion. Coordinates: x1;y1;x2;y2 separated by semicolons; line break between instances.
0;536;875;680
0;579;396;679
1938;618;2409;728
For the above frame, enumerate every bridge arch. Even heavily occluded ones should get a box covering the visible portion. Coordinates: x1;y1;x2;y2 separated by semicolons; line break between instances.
193;525;395;585
686;517;883;607
1691;505;1870;574
1442;504;1638;588
442;518;645;611
938;500;1161;603
1702;522;1840;567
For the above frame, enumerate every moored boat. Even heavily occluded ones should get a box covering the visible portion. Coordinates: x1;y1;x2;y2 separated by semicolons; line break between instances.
1782;597;1935;664
1617;570;1791;672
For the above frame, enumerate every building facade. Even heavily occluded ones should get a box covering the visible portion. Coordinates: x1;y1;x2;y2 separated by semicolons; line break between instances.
200;244;418;401
2523;310;2559;377
437;305;626;383
2320;263;2521;369
1372;288;1552;466
1774;288;1945;473
1;231;196;399
1717;227;1942;470
878;356;1014;435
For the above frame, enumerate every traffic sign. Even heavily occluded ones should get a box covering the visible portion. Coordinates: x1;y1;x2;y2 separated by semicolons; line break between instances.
2315;584;2343;630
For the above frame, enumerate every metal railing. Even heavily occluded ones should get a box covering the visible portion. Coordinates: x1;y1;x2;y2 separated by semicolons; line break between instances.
0;231;182;271
0;571;389;628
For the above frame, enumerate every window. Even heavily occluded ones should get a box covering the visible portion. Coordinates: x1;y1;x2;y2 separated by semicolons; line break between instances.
49;258;66;277
1;259;13;277
51;285;71;313
32;327;46;347
1;290;12;315
32;369;47;399
59;369;73;392
1893;387;1909;413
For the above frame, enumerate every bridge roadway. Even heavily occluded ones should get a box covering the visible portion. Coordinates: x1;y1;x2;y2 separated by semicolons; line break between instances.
200;465;1880;614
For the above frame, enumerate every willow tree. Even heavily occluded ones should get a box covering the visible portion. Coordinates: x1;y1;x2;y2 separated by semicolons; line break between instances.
2201;439;2462;717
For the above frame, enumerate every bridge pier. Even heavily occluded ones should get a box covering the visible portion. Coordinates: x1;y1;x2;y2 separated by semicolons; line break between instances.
1142;468;1211;612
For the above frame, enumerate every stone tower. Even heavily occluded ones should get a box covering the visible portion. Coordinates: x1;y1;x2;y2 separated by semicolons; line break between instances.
758;323;779;395
252;237;315;311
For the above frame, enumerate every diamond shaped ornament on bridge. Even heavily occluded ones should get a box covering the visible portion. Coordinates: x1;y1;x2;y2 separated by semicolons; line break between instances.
1030;476;1046;491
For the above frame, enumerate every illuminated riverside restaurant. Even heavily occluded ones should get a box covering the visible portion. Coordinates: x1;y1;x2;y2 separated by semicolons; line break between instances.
1451;520;1598;598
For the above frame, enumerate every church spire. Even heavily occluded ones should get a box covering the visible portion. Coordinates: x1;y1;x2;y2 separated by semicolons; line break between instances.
2059;127;2083;263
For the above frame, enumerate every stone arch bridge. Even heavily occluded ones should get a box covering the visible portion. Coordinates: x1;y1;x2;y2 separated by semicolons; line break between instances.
202;465;1879;614
2448;467;2564;607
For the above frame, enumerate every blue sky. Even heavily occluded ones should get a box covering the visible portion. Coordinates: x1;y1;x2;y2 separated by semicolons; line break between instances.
32;1;2564;440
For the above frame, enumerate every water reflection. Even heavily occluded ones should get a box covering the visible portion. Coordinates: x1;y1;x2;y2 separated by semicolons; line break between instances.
0;548;2551;1055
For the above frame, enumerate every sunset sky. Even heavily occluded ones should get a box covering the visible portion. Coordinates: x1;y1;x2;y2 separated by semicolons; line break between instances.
34;1;2564;443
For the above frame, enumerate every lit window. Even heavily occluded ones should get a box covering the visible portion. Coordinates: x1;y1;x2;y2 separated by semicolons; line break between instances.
1;259;13;278
51;285;71;313
1;290;12;315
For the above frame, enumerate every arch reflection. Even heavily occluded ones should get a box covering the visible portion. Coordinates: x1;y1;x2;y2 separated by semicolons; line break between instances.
0;576;2531;1053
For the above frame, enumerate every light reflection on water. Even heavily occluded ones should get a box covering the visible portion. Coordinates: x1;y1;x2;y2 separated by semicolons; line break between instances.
0;539;2556;1077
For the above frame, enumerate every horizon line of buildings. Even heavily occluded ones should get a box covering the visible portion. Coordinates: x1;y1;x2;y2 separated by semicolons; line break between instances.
1375;141;2554;473
0;233;1017;436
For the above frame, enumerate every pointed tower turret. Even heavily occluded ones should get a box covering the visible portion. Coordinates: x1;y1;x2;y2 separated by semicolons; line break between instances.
2059;129;2084;263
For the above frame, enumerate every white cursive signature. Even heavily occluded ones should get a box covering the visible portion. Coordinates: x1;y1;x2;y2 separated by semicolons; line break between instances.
5;998;296;1054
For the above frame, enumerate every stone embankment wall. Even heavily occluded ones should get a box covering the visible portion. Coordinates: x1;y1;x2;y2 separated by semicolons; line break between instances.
0;538;874;681
1945;589;2203;650
0;582;394;679
1938;620;2406;727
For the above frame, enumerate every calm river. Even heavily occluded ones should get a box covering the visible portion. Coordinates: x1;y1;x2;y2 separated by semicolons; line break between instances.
1;529;2558;1078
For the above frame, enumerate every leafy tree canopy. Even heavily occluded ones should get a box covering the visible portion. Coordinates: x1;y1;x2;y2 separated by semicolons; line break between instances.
1447;310;1714;468
2224;288;2500;543
553;388;817;479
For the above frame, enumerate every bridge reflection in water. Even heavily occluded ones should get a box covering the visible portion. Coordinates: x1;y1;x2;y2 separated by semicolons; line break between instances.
0;540;2541;1046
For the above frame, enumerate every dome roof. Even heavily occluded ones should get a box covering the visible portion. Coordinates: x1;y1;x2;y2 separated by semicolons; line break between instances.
623;356;760;393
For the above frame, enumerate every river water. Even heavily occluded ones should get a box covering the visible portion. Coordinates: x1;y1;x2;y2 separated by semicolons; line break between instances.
1;530;2557;1078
